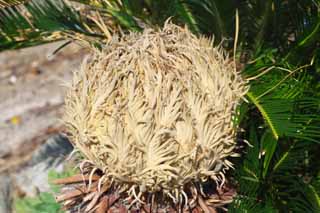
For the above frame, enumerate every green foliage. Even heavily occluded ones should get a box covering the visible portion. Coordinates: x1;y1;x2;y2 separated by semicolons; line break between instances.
0;0;29;8
246;72;320;142
48;167;77;193
15;192;62;213
14;168;77;213
0;0;100;50
229;125;320;212
231;45;320;211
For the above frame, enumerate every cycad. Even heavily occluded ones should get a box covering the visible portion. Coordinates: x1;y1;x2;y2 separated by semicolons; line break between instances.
60;22;248;211
1;0;319;212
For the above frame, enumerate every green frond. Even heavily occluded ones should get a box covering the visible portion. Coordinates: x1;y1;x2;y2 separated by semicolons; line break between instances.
104;7;142;31
0;0;30;8
247;94;320;142
233;123;320;211
233;124;261;196
0;0;102;51
261;130;277;178
243;48;320;143
229;196;277;213
177;0;235;43
270;141;320;212
175;1;200;33
247;92;279;140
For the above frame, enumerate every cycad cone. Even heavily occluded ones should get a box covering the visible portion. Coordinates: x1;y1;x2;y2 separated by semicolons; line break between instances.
64;22;248;205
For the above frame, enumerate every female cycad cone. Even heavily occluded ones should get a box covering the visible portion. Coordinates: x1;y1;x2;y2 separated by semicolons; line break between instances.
59;22;248;211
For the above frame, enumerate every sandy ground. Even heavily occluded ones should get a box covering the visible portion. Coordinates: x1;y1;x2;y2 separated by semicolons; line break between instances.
0;42;87;173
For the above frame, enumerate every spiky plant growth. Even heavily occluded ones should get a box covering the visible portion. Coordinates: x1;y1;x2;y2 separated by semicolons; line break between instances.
58;22;248;212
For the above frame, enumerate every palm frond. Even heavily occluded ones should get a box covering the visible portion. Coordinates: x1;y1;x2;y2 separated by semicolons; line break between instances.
0;0;103;50
232;122;320;211
177;0;236;44
270;141;320;212
243;48;320;142
248;94;320;142
0;0;30;8
229;196;277;213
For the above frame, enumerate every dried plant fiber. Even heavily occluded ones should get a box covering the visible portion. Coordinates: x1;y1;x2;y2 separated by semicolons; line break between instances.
64;21;248;203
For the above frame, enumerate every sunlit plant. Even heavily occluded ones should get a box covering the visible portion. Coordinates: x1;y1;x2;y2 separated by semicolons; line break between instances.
60;22;248;212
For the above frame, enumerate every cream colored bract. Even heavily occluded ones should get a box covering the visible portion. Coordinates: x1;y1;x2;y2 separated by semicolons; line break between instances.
64;22;248;199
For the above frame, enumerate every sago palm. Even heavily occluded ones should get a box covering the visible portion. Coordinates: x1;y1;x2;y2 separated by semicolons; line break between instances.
1;0;320;212
59;22;248;211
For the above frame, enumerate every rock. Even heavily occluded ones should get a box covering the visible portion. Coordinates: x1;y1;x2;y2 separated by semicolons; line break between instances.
13;134;73;197
0;41;84;211
28;134;73;167
0;41;86;158
0;173;12;213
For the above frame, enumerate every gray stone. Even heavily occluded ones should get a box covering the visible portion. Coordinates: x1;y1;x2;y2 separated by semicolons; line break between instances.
0;41;85;159
13;134;73;197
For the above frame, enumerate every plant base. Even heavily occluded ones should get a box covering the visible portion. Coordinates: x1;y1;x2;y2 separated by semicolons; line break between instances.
54;163;236;212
